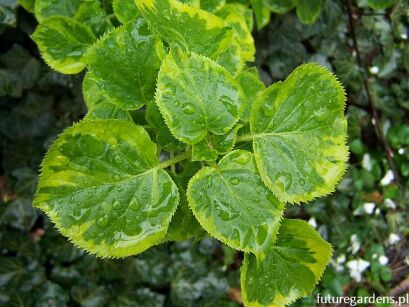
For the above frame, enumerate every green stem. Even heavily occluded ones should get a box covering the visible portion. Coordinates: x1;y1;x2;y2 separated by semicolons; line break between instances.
158;151;191;169
236;134;254;142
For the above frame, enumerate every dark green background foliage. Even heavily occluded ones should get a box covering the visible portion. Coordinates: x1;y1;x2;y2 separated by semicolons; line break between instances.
1;1;408;306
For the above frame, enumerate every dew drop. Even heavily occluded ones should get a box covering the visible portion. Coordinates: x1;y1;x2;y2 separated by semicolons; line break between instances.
235;153;250;165
97;215;109;227
253;197;260;203
129;198;139;210
115;156;122;164
113;201;121;210
230;177;240;185
182;103;196;114
275;172;292;190
114;175;120;181
262;103;275;117
299;178;306;186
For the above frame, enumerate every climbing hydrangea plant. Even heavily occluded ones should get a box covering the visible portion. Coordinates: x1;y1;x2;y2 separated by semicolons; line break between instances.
31;0;348;305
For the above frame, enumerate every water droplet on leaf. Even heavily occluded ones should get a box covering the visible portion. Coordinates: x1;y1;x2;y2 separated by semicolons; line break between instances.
230;177;240;185
182;103;196;114
97;215;109;227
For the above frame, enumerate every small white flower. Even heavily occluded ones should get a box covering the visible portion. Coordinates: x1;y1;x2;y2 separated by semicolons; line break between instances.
363;202;375;214
308;217;317;228
379;255;388;265
337;254;346;264
362;154;372;171
351;234;360;254
384;198;396;209
380;170;394;186
401;33;408;40
388;233;400;245
346;259;370;282
398;148;405;155
370;66;379;74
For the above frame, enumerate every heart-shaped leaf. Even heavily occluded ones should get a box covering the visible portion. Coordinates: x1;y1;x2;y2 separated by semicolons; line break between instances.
34;119;179;257
241;219;332;306
87;18;164;110
156;48;245;144
187;150;284;257
250;63;348;204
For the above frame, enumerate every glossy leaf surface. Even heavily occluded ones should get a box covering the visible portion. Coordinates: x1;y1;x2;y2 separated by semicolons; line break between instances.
250;63;348;204
265;0;296;14
74;1;113;37
156;48;245;144
236;71;265;122
32;17;96;74
241;219;332;306
191;125;241;161
34;0;82;22
135;0;233;59
187;150;284;256
87;18;164;110
113;0;139;24
34;119;179;257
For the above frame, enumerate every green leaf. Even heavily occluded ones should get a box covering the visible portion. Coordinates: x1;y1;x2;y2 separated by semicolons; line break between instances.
250;63;348;204
32;16;96;74
241;219;332;306
236;71;266;122
156;48;245;144
215;4;255;62
249;0;271;30
82;71;108;110
265;0;296;14
187;150;284;257
216;39;245;75
74;1;113;37
113;0;140;24
156;127;186;152
200;0;226;12
135;0;233;59
17;0;35;13
34;0;82;23
368;0;398;10
34;119;179;257
85;102;133;121
296;0;323;25
87;18;164;110
192;125;242;161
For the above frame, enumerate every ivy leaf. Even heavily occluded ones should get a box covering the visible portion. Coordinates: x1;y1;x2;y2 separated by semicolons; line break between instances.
250;63;348;204
192;125;242;161
215;4;255;62
296;0;324;25
156;48;245;144
187;150;284;257
74;1;113;37
241;219;332;306
236;71;266;122
87;18;164;110
113;0;139;24
31;17;96;74
34;0;82;23
34;119;179;257
135;0;233;59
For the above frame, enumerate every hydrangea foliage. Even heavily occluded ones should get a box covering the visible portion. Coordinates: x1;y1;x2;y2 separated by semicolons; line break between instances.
31;0;348;304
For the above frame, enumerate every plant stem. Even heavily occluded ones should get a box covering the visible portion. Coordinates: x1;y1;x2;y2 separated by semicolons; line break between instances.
236;135;254;142
158;151;191;169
